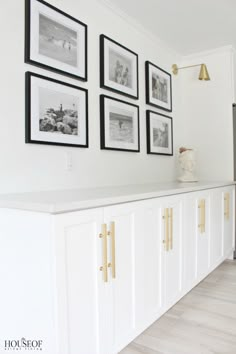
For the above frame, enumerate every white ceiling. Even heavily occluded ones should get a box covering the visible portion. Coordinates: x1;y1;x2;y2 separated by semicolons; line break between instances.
107;0;236;55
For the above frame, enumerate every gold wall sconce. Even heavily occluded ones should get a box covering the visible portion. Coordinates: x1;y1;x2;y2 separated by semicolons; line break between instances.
172;63;210;81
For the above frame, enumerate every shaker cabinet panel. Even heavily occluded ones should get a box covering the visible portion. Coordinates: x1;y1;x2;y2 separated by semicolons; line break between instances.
54;208;110;354
210;189;223;267
161;195;183;309
104;203;137;352
183;191;211;289
222;186;235;257
134;200;162;328
196;192;210;279
183;193;198;291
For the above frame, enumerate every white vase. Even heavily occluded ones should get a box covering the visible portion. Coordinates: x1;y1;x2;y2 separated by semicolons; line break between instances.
178;149;198;182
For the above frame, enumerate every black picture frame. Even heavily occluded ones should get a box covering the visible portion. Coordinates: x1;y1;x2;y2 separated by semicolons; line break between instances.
146;110;173;156
25;71;89;148
100;35;139;99
145;61;172;112
25;0;88;81
100;95;140;153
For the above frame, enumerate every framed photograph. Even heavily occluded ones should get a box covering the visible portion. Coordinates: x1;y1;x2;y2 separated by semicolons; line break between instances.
25;72;88;148
100;35;139;99
146;110;173;155
146;61;172;111
25;0;87;81
100;95;140;152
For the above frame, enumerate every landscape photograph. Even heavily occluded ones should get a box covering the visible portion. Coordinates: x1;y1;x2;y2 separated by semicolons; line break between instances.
39;86;79;136
39;13;78;67
109;111;134;143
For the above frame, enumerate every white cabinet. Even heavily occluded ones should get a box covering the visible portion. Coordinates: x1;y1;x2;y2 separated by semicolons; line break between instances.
209;186;235;267
53;186;234;354
54;200;163;354
184;191;210;281
0;183;234;354
94;200;164;353
134;200;162;331
196;191;211;278
103;203;137;352
54;208;110;354
183;190;212;291
54;197;183;354
161;195;183;308
222;186;235;257
183;192;198;291
210;189;223;267
183;186;234;295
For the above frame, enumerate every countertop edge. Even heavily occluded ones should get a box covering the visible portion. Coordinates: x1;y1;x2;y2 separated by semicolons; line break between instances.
0;181;234;214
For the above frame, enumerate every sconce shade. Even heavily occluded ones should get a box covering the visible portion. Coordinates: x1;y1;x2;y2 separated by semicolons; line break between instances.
199;64;210;81
172;63;210;81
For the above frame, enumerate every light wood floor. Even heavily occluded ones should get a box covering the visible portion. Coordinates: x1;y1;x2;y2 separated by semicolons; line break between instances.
120;260;236;354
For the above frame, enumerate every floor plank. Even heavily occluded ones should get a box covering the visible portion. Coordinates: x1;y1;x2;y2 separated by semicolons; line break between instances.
120;260;236;354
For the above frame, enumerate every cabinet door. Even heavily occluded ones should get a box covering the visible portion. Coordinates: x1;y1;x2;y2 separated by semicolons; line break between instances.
161;195;183;309
183;191;211;285
183;192;198;291
104;203;136;352
183;187;233;292
196;192;210;278
54;208;112;354
134;199;162;330
210;189;223;267
104;200;163;352
222;186;235;257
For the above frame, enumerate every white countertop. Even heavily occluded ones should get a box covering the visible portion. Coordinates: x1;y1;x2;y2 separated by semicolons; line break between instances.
0;181;234;214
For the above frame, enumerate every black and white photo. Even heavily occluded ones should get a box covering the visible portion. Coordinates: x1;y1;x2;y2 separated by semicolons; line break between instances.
100;35;139;99
25;0;87;81
26;72;88;147
39;13;78;67
146;110;173;155
109;49;132;88
146;61;172;111
38;87;79;135
100;95;140;152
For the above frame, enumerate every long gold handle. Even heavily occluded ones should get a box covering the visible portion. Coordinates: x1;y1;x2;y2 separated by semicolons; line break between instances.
202;199;205;233
166;208;169;251
99;224;108;282
198;201;202;233
162;209;168;251
169;208;173;250
225;194;228;218
224;193;230;220
108;222;116;279
224;194;227;217
198;199;205;234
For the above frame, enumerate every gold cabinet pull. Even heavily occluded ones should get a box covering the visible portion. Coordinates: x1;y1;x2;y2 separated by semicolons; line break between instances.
202;199;205;233
198;201;202;232
224;194;227;217
166;208;169;251
162;209;169;251
224;193;230;220
99;224;108;282
108;222;116;279
227;193;230;219
198;199;206;234
169;208;173;250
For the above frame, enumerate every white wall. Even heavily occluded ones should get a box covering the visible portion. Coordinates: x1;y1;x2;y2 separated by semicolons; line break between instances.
179;47;234;181
0;0;182;193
